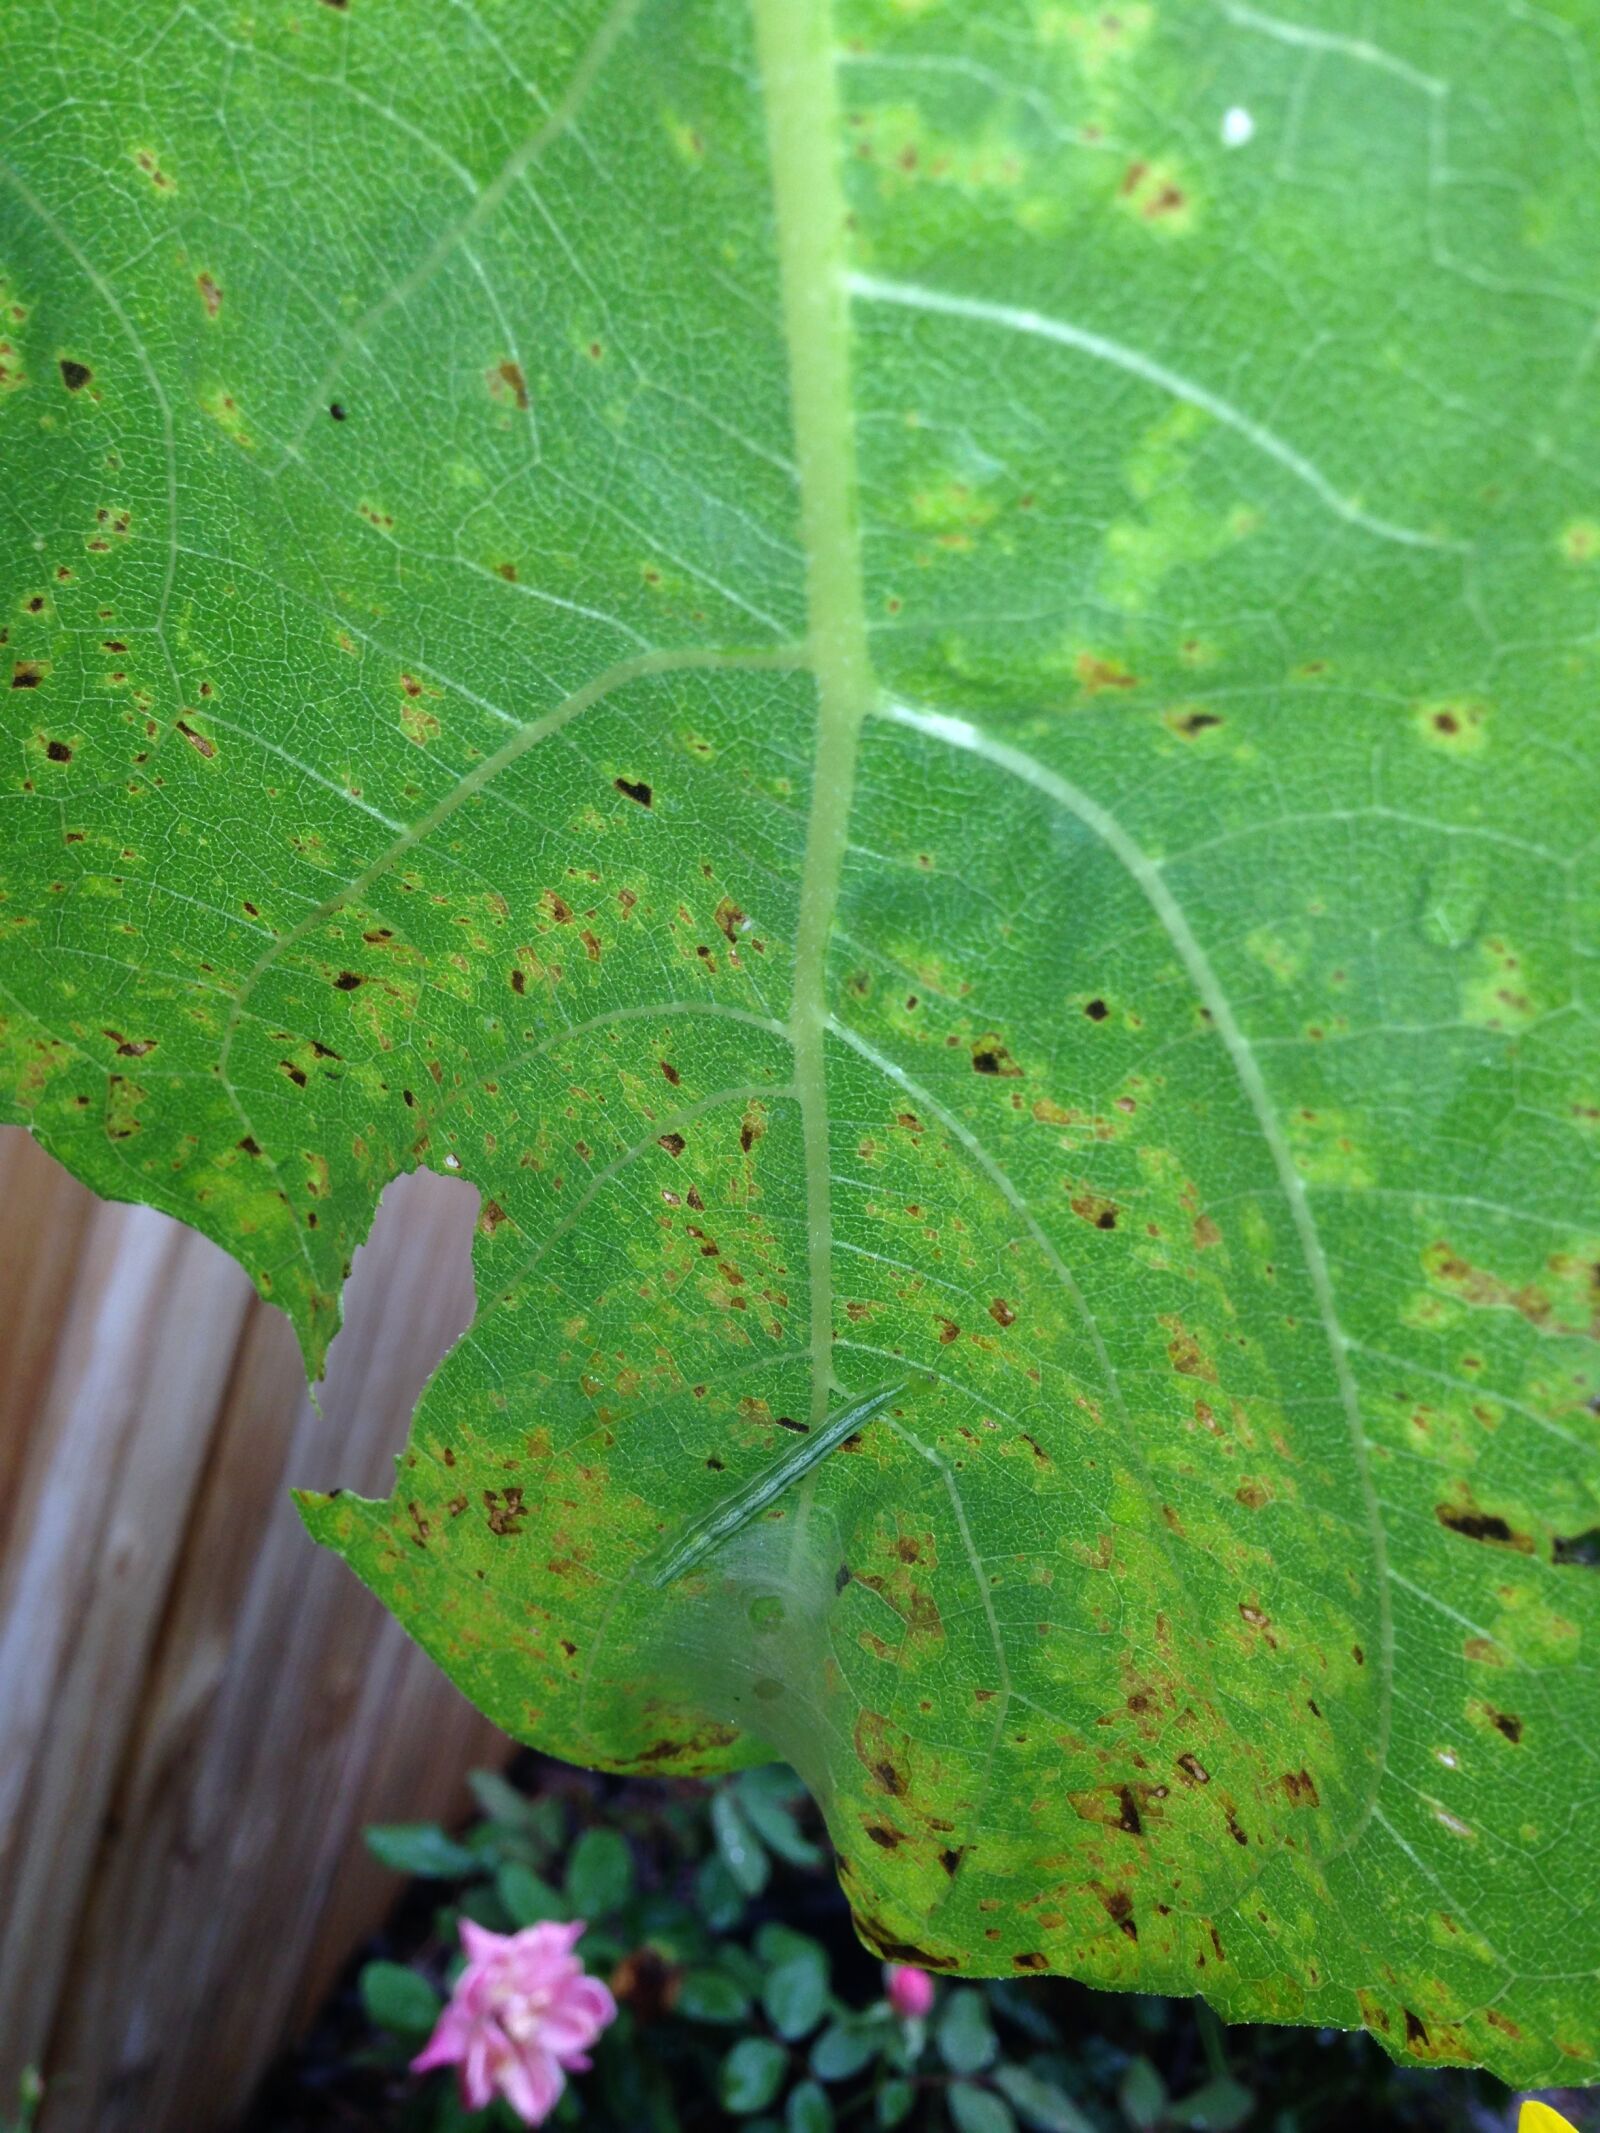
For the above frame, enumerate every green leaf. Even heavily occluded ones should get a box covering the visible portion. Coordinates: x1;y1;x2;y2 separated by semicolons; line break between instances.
676;1967;753;2024
363;1824;477;1880
4;0;1599;2088
359;1960;443;2038
949;2085;1020;2133
468;1769;549;1835
736;1773;826;1869
809;2022;880;2085
787;2080;835;2133
875;2081;915;2131
1119;2058;1167;2133
992;2066;1098;2133
693;1855;746;1935
764;1941;831;2040
938;1990;999;2077
713;1789;772;1898
1177;2078;1255;2133
564;1827;634;1918
496;1860;568;1927
721;2039;790;2116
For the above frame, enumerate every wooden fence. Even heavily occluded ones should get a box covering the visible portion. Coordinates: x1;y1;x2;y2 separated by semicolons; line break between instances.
0;1127;511;2131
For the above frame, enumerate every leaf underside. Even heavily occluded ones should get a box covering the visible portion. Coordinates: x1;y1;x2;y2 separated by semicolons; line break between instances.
3;0;1599;2083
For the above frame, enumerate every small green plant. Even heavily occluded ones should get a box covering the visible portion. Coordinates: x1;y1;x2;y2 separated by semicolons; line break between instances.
355;1765;1199;2132
0;2071;42;2133
336;1765;1529;2133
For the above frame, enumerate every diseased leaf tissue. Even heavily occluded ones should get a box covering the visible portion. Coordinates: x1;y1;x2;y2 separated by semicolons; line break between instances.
3;0;1598;2082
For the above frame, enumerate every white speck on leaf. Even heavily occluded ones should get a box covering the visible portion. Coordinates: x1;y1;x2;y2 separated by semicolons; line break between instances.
1222;106;1255;147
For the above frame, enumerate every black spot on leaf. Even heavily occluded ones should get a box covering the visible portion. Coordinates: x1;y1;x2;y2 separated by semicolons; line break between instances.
972;1035;1022;1077
1436;1502;1531;1552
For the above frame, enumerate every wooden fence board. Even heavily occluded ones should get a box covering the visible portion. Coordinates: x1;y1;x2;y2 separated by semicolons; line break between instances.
0;1130;511;2132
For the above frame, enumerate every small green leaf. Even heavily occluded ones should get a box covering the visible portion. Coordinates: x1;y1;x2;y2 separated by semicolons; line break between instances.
456;1885;510;1932
809;2022;879;2084
736;1771;826;1869
764;1944;831;2041
564;1826;634;1917
937;1990;999;2076
787;2079;835;2133
467;1769;545;1831
719;1944;769;1996
693;1855;745;1933
496;1860;567;1926
363;1824;477;1879
1179;2077;1255;2133
755;1923;825;1968
987;1985;1061;2048
1119;2057;1167;2133
721;2038;789;2115
359;1960;442;2038
676;1968;752;2024
993;2065;1098;2133
876;2080;915;2130
949;2084;1020;2133
712;1790;771;1897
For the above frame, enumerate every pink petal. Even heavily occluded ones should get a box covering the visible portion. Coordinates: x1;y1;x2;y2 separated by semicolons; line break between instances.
460;2028;498;2113
498;2044;565;2126
410;2002;470;2075
460;1918;510;1965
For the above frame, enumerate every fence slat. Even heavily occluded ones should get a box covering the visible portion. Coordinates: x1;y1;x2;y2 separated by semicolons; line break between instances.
0;1132;510;2132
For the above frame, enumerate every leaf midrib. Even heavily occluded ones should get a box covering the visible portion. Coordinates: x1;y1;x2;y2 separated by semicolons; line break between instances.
755;0;874;1434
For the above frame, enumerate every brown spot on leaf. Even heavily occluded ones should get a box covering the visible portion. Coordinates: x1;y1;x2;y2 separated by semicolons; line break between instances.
1166;1328;1215;1380
657;1132;686;1158
1076;653;1137;693
714;897;747;943
1436;1500;1532;1553
614;777;652;807
492;359;529;409
59;359;91;392
483;1486;527;1537
988;1298;1016;1328
972;1035;1022;1077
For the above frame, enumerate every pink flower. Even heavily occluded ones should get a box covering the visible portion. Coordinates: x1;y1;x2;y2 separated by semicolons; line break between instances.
885;1962;935;2021
412;1918;616;2125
